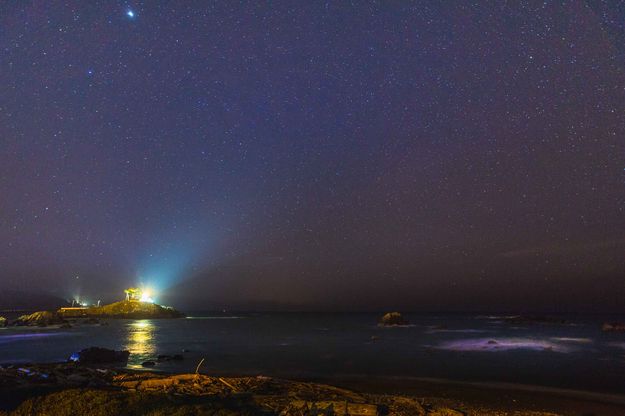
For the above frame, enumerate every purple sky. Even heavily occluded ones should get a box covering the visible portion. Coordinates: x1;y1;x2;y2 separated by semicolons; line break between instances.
1;2;624;311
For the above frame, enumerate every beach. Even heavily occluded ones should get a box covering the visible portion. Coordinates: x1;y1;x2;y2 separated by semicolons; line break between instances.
3;312;625;414
1;362;625;415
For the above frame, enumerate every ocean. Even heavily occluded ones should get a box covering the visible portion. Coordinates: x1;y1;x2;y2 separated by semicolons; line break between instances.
1;312;625;395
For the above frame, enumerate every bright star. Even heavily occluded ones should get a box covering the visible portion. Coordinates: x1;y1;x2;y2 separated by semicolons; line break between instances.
126;10;135;18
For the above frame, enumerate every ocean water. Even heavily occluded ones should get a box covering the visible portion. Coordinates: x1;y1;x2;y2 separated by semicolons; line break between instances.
1;313;625;395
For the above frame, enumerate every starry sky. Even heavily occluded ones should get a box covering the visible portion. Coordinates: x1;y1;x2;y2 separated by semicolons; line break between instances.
1;2;624;312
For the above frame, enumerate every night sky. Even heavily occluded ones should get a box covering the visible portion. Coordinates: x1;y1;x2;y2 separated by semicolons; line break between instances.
1;2;624;312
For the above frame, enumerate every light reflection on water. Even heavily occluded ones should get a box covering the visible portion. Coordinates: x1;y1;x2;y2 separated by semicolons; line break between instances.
123;320;156;368
3;314;625;393
435;337;573;353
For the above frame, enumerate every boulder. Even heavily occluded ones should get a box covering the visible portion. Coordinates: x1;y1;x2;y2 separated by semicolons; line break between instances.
602;322;625;332
142;361;156;367
68;347;130;364
12;311;67;327
379;312;409;326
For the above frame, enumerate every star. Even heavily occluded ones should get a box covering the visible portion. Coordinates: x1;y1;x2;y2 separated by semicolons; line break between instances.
1;0;624;316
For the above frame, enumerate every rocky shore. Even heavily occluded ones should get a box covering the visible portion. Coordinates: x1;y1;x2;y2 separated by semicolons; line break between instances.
10;311;68;327
602;322;625;332
0;300;184;328
0;361;563;416
58;300;185;319
0;344;622;415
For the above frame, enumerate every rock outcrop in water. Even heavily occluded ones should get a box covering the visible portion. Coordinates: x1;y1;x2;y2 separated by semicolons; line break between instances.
379;312;410;326
12;311;67;327
58;300;184;319
68;347;130;364
602;322;625;332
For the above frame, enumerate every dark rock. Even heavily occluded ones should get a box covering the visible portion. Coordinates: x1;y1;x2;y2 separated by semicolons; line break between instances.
68;347;130;364
60;322;72;329
602;322;625;332
487;340;498;345
142;361;156;367
379;312;410;326
12;311;67;327
157;354;184;362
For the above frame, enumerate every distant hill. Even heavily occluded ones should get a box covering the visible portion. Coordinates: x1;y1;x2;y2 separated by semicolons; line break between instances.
0;290;70;312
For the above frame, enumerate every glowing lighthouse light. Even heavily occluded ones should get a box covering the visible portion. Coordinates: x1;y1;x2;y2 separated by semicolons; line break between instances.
124;286;156;303
140;289;155;303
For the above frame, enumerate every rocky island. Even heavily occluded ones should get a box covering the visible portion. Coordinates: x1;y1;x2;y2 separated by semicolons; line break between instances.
602;322;625;332
379;312;410;326
11;311;68;327
2;299;184;327
58;300;185;320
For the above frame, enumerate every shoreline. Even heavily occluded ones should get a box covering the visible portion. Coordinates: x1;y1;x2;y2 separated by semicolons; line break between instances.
1;363;625;415
313;375;625;416
111;363;625;403
172;370;625;415
313;374;625;404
